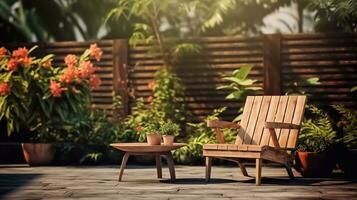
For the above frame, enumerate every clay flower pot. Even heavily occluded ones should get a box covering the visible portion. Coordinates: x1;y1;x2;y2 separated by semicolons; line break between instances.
295;151;334;177
163;135;174;145
147;133;162;145
21;143;55;166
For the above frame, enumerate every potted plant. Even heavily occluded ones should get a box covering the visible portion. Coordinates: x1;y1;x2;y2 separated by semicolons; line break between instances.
139;123;162;145
0;44;103;165
295;105;337;177
160;120;180;145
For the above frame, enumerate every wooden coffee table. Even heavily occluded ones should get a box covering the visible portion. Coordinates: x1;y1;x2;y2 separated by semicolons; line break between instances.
110;143;186;182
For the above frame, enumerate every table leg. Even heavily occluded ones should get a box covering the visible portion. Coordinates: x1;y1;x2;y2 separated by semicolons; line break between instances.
118;152;130;181
163;152;176;182
155;153;162;178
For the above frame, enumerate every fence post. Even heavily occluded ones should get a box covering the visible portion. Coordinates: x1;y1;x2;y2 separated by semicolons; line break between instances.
263;33;281;95
112;39;129;118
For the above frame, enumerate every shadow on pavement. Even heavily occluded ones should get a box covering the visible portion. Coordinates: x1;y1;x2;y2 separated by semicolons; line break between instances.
0;173;42;198
161;178;238;184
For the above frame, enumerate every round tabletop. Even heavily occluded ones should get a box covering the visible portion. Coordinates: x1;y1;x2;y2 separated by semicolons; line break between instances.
110;143;186;153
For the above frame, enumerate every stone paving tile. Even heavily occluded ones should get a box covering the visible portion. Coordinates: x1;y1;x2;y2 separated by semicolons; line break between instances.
0;165;356;200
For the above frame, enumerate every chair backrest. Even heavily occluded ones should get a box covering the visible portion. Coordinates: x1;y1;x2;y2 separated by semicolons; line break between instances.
235;96;306;149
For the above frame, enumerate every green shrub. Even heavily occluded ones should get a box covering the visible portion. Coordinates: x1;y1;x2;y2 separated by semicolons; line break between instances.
173;107;237;164
333;105;357;149
55;108;136;164
297;105;337;153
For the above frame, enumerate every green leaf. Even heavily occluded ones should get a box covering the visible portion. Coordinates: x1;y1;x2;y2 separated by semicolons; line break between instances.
233;114;242;122
305;77;320;85
223;77;255;86
7;117;13;136
235;65;253;80
28;45;38;54
41;54;54;62
216;85;234;90
54;105;66;122
80;50;90;62
351;86;357;92
245;86;262;91
226;91;245;100
37;94;50;119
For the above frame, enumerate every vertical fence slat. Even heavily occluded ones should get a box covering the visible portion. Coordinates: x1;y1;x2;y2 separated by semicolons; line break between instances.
263;33;281;95
113;39;129;117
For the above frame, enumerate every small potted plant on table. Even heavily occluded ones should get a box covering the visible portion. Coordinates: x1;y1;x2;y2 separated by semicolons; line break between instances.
160;120;180;145
141;123;162;145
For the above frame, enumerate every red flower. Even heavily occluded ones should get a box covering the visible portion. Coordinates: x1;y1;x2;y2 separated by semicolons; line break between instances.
7;59;18;71
49;80;65;97
0;82;10;96
89;74;101;90
64;54;77;67
89;43;103;61
147;96;154;104
59;66;78;84
12;47;28;59
22;57;32;67
147;80;157;91
135;125;143;132
78;61;95;78
0;47;7;58
42;59;52;69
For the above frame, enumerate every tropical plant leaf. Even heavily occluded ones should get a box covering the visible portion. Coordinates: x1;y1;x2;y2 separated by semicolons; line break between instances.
351;85;357;92
245;86;262;91
226;91;245;99
28;45;38;54
235;65;253;80
216;85;234;90
305;77;321;85
223;77;255;86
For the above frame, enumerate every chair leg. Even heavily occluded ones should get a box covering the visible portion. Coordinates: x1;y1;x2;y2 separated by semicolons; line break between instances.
237;160;249;177
285;162;295;179
256;158;262;186
205;157;212;182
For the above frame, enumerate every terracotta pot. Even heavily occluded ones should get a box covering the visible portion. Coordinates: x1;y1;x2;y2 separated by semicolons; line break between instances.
21;143;55;166
296;151;334;177
163;135;174;145
147;133;161;145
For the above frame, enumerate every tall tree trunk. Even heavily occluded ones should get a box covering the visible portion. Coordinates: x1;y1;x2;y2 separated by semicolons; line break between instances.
297;1;304;33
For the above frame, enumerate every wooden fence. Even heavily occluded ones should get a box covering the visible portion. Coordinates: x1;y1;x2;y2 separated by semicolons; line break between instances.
128;33;357;121
2;33;356;122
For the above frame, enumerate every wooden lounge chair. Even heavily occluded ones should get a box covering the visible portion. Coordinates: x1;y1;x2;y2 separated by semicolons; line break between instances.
203;96;307;185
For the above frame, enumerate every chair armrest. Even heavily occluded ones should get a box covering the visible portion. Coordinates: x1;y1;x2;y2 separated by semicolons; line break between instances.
267;128;280;148
265;122;301;129
207;120;240;129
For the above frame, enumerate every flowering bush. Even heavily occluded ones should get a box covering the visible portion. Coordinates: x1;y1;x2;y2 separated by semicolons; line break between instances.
0;44;102;140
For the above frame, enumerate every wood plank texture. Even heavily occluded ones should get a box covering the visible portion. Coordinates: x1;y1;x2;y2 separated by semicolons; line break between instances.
236;96;255;144
286;96;307;148
281;34;357;109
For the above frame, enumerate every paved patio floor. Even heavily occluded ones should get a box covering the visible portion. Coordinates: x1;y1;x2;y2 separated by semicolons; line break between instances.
0;164;356;200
